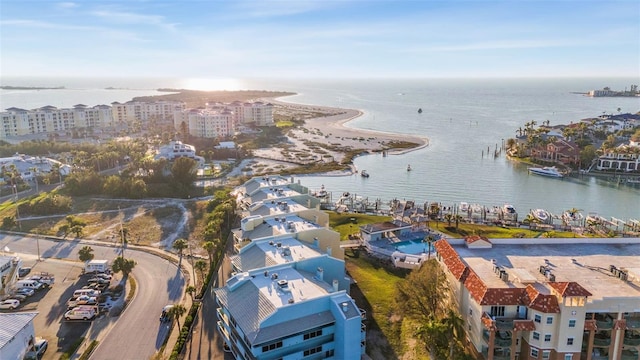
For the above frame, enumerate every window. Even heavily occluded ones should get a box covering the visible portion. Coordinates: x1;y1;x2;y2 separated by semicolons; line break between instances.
544;334;551;342
490;306;505;317
531;348;539;358
568;319;576;328
542;350;551;359
303;329;322;340
546;316;553;324
533;332;540;340
303;346;322;357
534;314;541;323
262;341;283;353
567;338;574;345
564;355;573;360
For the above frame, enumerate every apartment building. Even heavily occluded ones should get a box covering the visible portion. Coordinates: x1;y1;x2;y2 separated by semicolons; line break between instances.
111;100;185;124
0;104;113;138
227;101;274;127
433;237;640;360
173;108;234;138
215;176;366;359
232;176;343;260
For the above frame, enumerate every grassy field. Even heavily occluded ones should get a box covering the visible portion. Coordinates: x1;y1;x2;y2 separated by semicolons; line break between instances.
327;211;392;240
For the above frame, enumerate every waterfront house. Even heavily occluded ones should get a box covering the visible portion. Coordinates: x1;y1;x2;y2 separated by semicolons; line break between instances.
531;139;580;166
154;140;205;165
595;142;640;172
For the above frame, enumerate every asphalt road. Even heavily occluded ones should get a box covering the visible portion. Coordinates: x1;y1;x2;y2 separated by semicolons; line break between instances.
0;233;185;360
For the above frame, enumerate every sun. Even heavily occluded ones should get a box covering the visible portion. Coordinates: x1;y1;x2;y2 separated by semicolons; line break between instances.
180;78;244;91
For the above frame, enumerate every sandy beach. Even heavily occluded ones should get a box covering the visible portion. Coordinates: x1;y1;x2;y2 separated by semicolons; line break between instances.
267;98;428;155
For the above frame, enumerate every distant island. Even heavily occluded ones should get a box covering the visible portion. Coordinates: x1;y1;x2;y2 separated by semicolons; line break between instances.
587;85;639;97
1;85;65;90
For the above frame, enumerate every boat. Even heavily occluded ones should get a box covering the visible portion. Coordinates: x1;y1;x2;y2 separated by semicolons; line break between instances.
360;170;370;178
527;166;564;178
313;185;328;198
502;204;517;219
407;164;412;171
459;202;470;213
531;209;550;223
418;108;423;114
562;209;583;223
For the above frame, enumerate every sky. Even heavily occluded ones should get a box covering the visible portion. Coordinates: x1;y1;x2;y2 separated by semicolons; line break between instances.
1;0;639;79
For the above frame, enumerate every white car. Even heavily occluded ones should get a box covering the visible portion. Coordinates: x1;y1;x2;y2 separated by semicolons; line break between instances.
16;288;35;297
0;299;20;310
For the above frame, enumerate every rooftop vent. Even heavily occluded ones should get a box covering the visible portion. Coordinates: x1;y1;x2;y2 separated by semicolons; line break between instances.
264;270;269;277
288;298;294;304
271;273;278;280
342;302;349;313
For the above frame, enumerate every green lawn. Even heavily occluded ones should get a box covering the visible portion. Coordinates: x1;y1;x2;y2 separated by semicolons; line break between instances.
327;211;392;240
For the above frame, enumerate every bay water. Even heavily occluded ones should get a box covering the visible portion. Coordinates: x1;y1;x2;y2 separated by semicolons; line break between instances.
1;77;639;220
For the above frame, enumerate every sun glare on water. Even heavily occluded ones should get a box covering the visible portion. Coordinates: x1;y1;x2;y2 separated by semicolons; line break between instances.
180;78;245;91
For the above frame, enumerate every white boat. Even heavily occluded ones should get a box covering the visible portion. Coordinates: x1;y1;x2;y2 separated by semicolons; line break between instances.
313;185;328;198
528;166;564;178
502;204;517;215
460;202;470;213
361;170;370;178
531;209;550;223
562;210;583;223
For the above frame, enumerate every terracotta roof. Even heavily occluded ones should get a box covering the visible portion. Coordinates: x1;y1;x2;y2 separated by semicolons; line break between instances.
513;320;537;331
521;285;560;313
481;288;525;306
463;270;487;303
465;235;491;244
548;282;592;297
434;240;468;280
584;319;597;331
481;312;496;330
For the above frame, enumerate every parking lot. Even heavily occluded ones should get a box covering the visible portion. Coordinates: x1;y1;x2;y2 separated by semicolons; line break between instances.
2;255;121;360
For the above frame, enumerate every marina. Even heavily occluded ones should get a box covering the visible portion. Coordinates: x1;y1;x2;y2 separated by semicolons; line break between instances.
310;184;640;238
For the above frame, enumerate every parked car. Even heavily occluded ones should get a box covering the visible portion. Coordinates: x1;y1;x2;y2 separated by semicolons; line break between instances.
9;294;27;301
67;295;97;308
95;273;113;281
159;305;174;322
28;274;55;286
87;277;110;285
64;306;97;321
24;337;48;359
0;299;20;310
16;288;35;297
18;267;32;277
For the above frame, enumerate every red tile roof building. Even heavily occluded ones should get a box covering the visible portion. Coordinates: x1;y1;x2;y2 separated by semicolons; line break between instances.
433;238;640;360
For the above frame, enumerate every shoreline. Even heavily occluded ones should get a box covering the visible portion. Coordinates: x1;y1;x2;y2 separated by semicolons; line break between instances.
269;96;429;154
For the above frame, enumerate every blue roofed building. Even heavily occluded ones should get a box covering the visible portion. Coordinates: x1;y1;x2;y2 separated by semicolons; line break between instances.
214;176;366;359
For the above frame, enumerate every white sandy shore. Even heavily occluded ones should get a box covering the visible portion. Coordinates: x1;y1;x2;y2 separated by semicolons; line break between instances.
269;98;429;153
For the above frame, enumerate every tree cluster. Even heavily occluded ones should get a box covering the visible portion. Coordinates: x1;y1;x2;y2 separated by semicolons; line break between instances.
396;259;471;359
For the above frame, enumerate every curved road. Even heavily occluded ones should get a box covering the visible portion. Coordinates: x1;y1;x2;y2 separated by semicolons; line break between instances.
0;234;185;360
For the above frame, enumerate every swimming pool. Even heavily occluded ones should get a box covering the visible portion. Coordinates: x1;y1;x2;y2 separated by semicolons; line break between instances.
393;239;433;255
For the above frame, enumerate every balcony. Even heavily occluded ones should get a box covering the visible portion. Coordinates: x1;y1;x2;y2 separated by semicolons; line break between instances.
360;308;367;321
593;336;611;347
622;349;639;360
624;336;640;346
481;348;511;360
596;318;613;329
482;330;512;348
626;317;640;329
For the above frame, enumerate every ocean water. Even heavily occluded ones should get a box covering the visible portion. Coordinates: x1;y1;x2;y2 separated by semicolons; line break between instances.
1;76;639;220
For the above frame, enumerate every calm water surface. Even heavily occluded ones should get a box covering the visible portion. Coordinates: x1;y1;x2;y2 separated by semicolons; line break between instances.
1;77;639;220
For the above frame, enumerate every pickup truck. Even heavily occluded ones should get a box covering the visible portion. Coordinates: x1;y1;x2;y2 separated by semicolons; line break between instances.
28;273;55;286
67;295;97;308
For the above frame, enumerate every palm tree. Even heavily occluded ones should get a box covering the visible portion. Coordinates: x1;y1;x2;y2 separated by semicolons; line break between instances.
194;260;207;285
112;256;136;277
443;213;453;227
168;304;187;330
202;241;216;266
172;238;188;262
185;285;197;301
